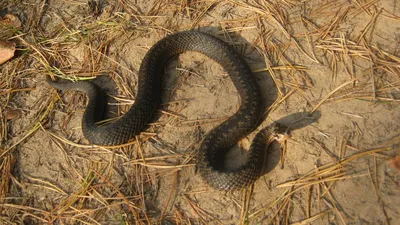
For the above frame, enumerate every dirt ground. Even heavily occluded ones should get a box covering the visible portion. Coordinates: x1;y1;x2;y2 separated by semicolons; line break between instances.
1;0;400;224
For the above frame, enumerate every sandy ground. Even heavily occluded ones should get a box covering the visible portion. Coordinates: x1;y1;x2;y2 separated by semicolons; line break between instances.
1;0;400;224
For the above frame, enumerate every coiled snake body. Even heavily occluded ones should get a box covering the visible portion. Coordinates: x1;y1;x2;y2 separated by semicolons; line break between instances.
47;31;282;190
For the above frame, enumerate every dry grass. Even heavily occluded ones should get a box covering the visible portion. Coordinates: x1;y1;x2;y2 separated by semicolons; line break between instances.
1;0;399;224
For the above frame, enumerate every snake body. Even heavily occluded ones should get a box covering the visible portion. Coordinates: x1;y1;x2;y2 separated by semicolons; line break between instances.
47;31;276;190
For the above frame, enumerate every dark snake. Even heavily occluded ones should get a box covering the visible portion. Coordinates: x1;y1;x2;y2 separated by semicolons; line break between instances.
47;30;285;190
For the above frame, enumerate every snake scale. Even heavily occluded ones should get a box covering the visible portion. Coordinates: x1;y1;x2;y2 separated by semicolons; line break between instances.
47;31;283;190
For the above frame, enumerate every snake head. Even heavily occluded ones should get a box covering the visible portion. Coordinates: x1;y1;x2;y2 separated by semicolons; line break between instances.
270;123;291;144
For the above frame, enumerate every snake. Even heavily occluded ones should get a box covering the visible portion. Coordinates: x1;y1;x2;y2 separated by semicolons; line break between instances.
47;30;286;190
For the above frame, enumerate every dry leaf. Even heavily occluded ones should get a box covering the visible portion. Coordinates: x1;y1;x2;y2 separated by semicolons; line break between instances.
388;154;400;173
5;109;21;120
0;40;16;65
0;14;22;28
